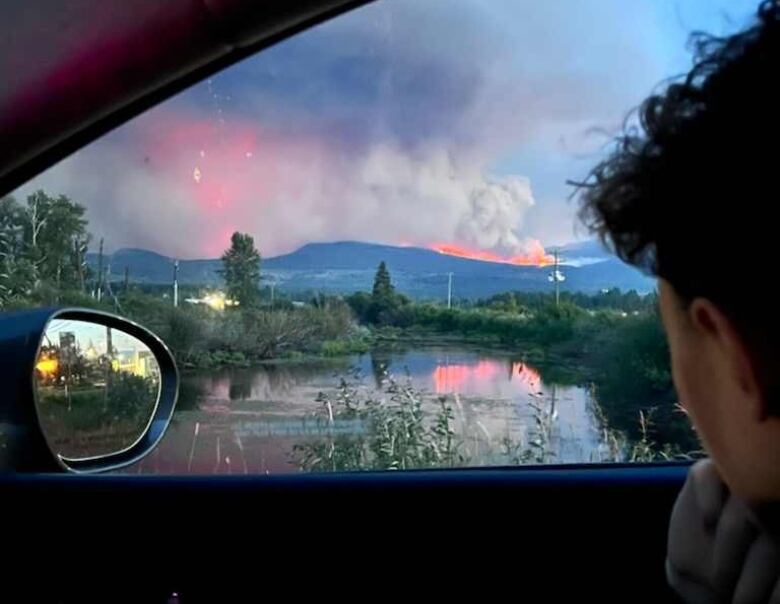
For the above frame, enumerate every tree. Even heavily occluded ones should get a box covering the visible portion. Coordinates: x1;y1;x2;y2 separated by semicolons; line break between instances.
345;291;372;322
0;196;35;305
17;190;90;291
38;194;89;289
372;261;394;300
0;190;93;306
219;232;261;307
0;196;20;305
366;261;408;325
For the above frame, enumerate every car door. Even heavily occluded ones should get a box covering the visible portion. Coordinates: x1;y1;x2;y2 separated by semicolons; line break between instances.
2;0;754;601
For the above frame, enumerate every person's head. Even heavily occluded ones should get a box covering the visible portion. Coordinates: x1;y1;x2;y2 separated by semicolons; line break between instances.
577;0;780;502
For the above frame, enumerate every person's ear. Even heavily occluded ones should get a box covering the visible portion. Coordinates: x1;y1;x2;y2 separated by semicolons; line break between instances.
688;298;766;421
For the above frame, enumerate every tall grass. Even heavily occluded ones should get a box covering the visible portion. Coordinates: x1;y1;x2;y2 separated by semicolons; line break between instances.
292;373;467;471
292;372;578;472
292;371;702;472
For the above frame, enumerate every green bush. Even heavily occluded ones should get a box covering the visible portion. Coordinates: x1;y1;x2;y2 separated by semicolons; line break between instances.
592;311;698;452
320;339;362;357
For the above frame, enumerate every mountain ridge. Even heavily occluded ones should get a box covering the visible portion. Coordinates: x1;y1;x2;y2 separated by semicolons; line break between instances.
87;240;652;298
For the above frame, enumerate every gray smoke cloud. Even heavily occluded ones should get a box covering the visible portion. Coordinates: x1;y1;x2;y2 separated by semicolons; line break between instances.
21;127;541;258
14;0;751;258
456;177;535;254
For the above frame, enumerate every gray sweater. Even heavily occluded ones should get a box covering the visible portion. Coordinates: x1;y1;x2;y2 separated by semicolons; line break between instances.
666;460;780;603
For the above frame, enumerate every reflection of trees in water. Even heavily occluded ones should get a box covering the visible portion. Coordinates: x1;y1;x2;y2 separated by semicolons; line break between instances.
506;358;516;383
370;352;391;388
528;361;579;388
252;359;353;397
229;379;252;401
185;359;356;404
253;364;292;397
176;379;206;411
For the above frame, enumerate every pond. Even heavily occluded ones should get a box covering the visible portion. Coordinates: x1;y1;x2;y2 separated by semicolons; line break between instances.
129;345;611;474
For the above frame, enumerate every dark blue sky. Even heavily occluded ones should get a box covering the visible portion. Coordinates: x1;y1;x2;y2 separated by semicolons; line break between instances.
19;0;759;258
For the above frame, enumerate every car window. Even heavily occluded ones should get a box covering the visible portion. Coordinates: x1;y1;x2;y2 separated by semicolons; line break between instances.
4;0;756;474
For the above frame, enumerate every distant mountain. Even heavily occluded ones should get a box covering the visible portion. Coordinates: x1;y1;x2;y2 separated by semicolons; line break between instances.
558;239;612;264
559;239;609;256
88;240;653;298
267;241;546;273
86;248;221;285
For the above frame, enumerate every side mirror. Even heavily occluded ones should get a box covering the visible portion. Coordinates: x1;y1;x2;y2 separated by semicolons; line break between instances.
0;308;178;473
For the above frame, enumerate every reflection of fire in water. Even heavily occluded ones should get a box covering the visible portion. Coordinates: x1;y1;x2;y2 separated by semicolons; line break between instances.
433;361;498;393
432;359;542;394
512;362;542;392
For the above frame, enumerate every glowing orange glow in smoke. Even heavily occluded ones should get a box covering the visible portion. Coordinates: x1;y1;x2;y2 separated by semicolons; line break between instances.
431;240;554;267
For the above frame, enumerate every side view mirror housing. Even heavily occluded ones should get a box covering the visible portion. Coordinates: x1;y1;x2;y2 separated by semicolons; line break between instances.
0;308;178;473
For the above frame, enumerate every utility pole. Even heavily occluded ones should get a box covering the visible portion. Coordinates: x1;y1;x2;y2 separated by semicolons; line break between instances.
270;281;276;306
104;325;113;411
75;238;87;293
173;260;179;308
104;264;123;313
106;325;113;359
447;272;454;309
548;249;565;307
554;249;560;307
124;266;129;294
96;237;104;301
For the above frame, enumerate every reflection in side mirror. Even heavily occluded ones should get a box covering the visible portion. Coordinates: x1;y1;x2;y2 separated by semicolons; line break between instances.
34;319;162;461
0;307;176;472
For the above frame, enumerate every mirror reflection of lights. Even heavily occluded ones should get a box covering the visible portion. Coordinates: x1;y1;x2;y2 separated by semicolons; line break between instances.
34;318;163;460
35;357;59;376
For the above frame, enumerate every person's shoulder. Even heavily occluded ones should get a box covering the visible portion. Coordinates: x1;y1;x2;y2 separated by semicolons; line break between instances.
667;460;780;603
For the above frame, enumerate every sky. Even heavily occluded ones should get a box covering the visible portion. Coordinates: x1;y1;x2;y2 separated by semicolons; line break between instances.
45;319;148;355
15;0;758;259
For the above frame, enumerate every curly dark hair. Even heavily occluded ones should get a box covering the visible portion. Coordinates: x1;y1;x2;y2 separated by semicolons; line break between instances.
577;0;779;361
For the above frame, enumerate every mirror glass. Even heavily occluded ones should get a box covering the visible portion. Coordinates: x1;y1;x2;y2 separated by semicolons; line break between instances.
34;318;161;460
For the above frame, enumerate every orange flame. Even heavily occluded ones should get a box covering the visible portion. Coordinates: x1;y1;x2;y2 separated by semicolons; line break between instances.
431;240;554;267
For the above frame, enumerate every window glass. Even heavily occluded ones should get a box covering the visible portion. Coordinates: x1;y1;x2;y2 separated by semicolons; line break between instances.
6;0;756;473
